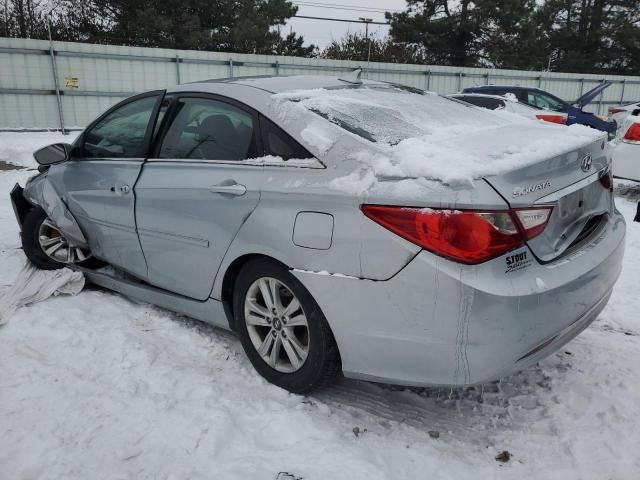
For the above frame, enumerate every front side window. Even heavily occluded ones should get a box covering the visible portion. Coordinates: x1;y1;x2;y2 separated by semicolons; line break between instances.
83;95;159;158
527;92;564;111
159;97;257;160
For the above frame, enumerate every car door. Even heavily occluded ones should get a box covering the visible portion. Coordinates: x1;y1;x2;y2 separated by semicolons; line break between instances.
134;94;264;300
56;91;164;278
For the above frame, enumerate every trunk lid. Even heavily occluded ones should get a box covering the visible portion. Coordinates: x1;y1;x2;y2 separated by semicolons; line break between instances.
575;81;613;108
483;137;612;262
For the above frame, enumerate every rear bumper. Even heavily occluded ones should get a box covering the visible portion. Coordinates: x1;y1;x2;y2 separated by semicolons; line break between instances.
293;209;626;387
612;142;640;182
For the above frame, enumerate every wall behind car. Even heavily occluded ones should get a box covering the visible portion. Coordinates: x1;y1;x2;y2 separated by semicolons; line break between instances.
2;37;640;130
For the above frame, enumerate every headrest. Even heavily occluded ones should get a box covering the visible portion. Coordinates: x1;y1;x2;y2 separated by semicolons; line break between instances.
199;115;236;140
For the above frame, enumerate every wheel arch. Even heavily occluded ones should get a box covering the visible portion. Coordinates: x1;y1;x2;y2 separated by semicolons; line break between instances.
220;253;291;331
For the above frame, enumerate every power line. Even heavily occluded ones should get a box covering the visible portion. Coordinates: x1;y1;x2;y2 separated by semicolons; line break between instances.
292;15;389;25
294;1;402;14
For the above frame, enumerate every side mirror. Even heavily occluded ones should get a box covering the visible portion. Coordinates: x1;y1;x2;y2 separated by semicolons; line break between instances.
33;143;74;166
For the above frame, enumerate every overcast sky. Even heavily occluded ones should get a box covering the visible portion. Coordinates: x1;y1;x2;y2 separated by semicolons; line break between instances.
283;0;409;50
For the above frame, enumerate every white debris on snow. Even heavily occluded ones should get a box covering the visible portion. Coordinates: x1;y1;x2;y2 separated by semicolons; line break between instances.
0;262;84;325
1;133;640;480
273;87;605;188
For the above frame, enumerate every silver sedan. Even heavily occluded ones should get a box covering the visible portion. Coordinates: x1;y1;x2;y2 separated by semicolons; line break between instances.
10;74;625;392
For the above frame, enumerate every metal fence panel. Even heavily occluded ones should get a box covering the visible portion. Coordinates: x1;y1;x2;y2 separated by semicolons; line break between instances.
1;36;640;129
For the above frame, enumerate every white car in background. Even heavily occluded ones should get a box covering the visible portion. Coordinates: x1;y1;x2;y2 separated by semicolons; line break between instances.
609;102;640;125
451;93;568;124
612;114;640;182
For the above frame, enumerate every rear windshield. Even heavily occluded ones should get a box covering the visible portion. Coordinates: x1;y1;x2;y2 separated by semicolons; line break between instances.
289;85;506;145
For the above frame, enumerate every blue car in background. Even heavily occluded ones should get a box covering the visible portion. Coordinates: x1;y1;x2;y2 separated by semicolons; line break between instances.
463;82;617;138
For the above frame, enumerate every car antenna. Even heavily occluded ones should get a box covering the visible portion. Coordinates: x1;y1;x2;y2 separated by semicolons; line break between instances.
338;68;363;85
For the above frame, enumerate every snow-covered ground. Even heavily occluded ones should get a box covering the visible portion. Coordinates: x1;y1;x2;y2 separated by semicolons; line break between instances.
1;132;639;480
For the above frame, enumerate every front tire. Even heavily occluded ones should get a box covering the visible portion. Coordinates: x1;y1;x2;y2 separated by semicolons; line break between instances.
233;258;341;393
21;207;102;270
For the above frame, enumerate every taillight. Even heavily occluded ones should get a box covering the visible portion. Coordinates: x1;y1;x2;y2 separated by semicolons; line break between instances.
623;123;640;143
599;171;614;191
608;107;626;115
512;208;553;239
361;206;552;264
536;114;567;125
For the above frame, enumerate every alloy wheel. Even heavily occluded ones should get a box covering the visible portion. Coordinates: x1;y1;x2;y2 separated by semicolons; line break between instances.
244;277;310;373
38;218;92;265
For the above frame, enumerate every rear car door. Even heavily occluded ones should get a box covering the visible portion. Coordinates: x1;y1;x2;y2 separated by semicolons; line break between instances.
135;94;263;300
57;91;164;277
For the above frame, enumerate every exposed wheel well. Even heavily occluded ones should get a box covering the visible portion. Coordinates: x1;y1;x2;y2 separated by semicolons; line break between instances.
220;254;290;331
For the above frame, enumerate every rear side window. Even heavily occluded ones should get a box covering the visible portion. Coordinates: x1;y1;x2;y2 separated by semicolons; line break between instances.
83;95;159;158
527;91;564;111
259;116;313;160
456;96;504;110
159;97;257;160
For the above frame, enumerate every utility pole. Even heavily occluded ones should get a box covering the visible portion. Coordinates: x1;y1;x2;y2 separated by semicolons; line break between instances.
46;4;66;134
359;17;372;78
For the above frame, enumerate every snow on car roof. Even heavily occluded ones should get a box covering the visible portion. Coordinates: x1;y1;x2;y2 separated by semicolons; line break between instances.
272;86;606;188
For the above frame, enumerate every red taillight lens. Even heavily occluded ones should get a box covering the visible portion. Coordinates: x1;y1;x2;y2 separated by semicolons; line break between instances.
609;107;625;115
599;172;614;191
536;114;567;125
361;206;519;264
362;205;552;264
623;123;640;143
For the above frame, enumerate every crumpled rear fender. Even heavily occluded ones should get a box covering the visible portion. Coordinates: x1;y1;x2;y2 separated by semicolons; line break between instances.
22;173;88;248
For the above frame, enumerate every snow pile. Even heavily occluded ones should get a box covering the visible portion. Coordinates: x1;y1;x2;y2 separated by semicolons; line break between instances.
0;262;84;325
0;131;79;168
300;120;337;155
274;87;605;187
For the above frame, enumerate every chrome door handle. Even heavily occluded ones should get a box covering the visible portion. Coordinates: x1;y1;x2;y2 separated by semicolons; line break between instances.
209;183;246;196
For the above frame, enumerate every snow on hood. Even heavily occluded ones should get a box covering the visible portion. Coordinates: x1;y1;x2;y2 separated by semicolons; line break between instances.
272;87;605;188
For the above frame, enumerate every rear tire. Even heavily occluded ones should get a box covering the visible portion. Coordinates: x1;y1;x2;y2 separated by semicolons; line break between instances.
21;207;103;270
233;258;341;393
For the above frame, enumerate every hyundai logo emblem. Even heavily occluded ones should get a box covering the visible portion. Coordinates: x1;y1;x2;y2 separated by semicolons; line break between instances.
580;154;593;172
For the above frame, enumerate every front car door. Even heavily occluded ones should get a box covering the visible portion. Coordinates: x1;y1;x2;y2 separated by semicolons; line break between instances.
55;91;164;277
134;94;264;300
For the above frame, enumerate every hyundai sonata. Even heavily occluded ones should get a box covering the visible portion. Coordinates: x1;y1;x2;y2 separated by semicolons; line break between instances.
10;74;625;393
